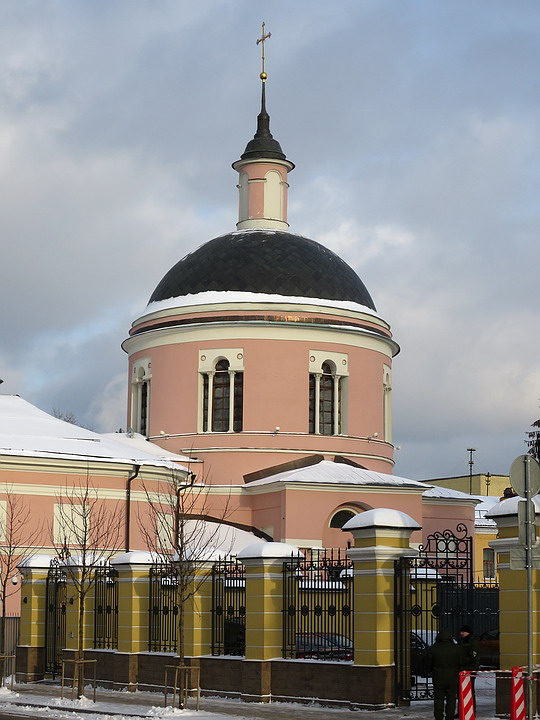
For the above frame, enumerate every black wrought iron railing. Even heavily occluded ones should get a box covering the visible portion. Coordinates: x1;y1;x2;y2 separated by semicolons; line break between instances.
282;548;353;662
94;566;118;649
45;558;67;677
148;563;179;653
211;557;245;656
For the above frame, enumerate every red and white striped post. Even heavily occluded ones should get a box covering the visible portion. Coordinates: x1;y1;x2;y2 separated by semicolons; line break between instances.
459;671;475;720
511;667;526;720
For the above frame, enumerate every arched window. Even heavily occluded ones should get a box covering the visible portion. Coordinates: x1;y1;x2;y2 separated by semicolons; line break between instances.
309;359;345;435
131;359;151;437
264;170;283;221
202;355;243;433
329;509;356;529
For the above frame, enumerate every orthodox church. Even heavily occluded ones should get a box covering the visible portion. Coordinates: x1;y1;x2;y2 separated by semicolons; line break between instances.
120;69;477;550
0;56;486;603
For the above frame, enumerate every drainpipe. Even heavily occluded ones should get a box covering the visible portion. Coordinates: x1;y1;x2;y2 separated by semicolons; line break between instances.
126;464;141;552
174;472;197;549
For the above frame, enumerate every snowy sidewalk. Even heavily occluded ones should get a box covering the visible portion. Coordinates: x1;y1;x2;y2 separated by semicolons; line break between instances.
0;677;501;720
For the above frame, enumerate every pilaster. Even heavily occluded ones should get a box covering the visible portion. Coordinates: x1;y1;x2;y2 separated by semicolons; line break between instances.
343;509;420;668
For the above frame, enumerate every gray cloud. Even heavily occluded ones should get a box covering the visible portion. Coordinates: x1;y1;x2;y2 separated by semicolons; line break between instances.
1;1;538;480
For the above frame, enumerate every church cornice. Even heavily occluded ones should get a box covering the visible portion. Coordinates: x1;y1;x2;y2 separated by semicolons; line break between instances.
122;320;400;358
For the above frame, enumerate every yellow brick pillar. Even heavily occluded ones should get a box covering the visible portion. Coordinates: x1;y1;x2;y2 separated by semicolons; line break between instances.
111;552;153;655
237;542;302;702
17;555;54;681
343;507;420;704
183;560;214;658
486;497;540;715
109;551;154;691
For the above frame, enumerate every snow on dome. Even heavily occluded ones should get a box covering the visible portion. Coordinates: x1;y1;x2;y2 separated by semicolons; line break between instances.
486;495;540;519
343;508;421;531
238;541;303;560
0;395;192;471
144;290;380;320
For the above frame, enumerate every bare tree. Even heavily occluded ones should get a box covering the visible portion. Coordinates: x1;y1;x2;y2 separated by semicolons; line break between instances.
51;478;121;698
51;408;93;431
138;469;232;667
0;490;42;675
526;417;540;463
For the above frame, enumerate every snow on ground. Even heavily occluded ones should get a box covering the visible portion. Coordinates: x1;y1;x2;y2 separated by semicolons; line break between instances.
0;676;506;720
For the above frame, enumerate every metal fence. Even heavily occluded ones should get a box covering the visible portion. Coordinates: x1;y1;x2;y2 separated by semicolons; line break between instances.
282;548;353;661
212;558;245;656
0;616;19;657
148;563;179;653
45;559;67;677
94;566;118;649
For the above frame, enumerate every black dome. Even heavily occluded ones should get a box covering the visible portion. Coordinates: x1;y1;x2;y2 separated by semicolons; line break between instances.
148;230;376;310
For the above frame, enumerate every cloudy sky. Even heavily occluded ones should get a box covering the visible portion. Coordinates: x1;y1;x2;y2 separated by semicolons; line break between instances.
1;1;538;481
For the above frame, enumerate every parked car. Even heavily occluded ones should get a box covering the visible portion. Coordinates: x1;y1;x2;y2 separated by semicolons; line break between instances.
296;633;353;661
410;631;430;677
477;628;499;669
410;630;439;677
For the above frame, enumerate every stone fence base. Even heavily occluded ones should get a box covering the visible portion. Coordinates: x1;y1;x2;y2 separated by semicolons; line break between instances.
16;647;394;709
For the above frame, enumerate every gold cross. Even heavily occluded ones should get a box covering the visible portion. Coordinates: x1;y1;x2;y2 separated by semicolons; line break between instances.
256;22;271;81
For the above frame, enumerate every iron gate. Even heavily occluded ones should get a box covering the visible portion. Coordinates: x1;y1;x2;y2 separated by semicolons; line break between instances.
211;558;245;656
148;563;179;653
45;559;67;677
394;524;499;702
283;548;353;661
94;566;118;649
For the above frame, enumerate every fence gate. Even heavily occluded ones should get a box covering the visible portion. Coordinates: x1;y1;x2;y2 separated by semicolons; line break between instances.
45;559;67;677
283;548;353;661
211;558;245;656
394;523;499;702
148;563;179;653
94;566;118;649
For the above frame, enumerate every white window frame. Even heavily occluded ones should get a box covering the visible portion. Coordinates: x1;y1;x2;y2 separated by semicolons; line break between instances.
309;350;349;436
198;348;244;433
131;357;152;436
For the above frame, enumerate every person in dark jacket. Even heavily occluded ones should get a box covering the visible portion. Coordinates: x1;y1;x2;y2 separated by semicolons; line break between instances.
426;629;469;720
458;625;479;711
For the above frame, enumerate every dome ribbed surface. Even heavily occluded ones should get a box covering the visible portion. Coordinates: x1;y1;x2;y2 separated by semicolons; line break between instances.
148;230;376;310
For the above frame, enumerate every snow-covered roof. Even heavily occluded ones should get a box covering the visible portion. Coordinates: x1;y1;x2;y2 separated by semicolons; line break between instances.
110;522;267;562
143;290;381;321
101;431;197;464
473;496;499;528
244;460;430;490
423;486;480;501
0;395;192;470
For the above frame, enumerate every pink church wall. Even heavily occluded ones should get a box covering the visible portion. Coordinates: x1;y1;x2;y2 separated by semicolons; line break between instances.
245;485;425;548
129;329;395;485
421;501;476;544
